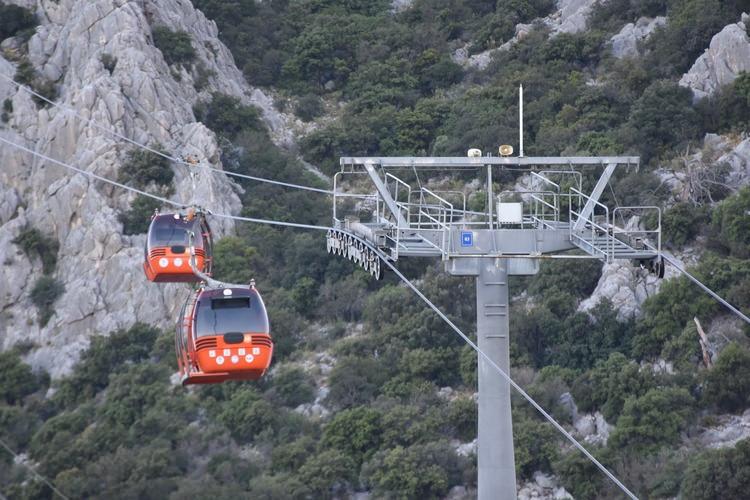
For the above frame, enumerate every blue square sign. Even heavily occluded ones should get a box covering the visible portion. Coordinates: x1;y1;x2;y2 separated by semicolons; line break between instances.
461;231;473;247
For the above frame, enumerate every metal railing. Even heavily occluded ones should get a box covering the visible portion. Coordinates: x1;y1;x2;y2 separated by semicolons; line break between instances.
386;173;412;224
569;187;612;261
332;171;382;225
612;206;662;258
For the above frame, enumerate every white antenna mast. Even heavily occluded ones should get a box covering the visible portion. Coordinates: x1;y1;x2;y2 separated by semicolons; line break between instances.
519;84;524;157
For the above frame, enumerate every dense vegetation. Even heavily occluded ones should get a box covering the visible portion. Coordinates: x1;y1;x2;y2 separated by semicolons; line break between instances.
0;2;37;41
4;0;750;498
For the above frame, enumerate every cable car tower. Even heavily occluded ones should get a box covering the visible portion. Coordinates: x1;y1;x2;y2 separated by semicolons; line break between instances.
326;87;663;500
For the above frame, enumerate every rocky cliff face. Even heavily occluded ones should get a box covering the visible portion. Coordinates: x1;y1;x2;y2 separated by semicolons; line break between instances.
609;16;666;59
0;0;293;377
680;12;750;99
453;0;600;70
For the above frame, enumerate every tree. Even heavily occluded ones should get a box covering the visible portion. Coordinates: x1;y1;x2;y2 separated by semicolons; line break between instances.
55;323;159;405
361;442;462;499
322;406;383;466
0;4;37;40
12;227;59;274
570;352;655;421
609;387;695;454
710;187;750;258
624;80;700;162
193;93;261;139
297;449;356;499
217;389;277;442
680;438;750;500
152;27;196;65
326;356;389;409
119;195;162;235
268;365;315;408
211;237;258;284
662;202;709;247
513;415;560;479
0;351;46;404
30;276;65;326
117;146;174;192
703;343;750;412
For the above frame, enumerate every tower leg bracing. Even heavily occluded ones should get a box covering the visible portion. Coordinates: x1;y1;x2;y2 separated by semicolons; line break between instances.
476;259;516;500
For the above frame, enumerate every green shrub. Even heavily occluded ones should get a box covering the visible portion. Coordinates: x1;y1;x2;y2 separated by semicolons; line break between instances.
360;441;462;499
271;436;317;473
118;195;161;235
0;3;37;40
117;146;174;191
624;80;700;162
644;0;746;78
570;352;654;421
211;236;258;284
553;447;607;500
447;397;477;442
0;404;42;452
633;269;715;359
12;227;59;274
375;403;444;448
269;365;315;408
709;187;750;258
247;473;310;499
193;61;215;91
218;388;277;442
528;259;602;302
193;93;261;139
699;71;750;132
30;276;64;326
661;202;709;247
55;323;159;405
325;356;389;409
703;343;750;412
14;59;58;106
152;26;195;65
99;52;117;73
680;438;750;500
298;449;356;499
322;406;383;466
1;98;12;123
513;415;560;479
0;351;47;404
609;387;695;454
96;364;171;429
294;94;324;121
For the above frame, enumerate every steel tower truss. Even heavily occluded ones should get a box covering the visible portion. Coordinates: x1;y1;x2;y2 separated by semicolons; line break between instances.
327;155;663;500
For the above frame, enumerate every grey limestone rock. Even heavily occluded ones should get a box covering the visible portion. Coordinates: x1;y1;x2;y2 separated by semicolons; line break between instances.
0;0;299;378
452;0;599;69
609;16;666;59
680;14;750;99
552;0;599;35
698;409;750;449
518;472;573;500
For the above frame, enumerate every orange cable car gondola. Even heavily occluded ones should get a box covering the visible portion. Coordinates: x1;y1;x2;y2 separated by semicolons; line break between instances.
175;232;273;385
143;209;213;283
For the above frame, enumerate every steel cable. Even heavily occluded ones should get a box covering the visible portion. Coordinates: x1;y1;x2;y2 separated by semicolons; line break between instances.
0;437;70;500
1;136;639;498
0;72;334;194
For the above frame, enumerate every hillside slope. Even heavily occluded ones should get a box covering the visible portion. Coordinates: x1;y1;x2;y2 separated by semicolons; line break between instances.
2;1;750;499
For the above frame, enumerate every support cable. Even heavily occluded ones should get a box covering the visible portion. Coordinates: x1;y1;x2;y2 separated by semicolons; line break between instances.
342;232;640;500
0;437;70;500
3;137;640;498
0;72;334;195
606;179;750;324
660;250;750;325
